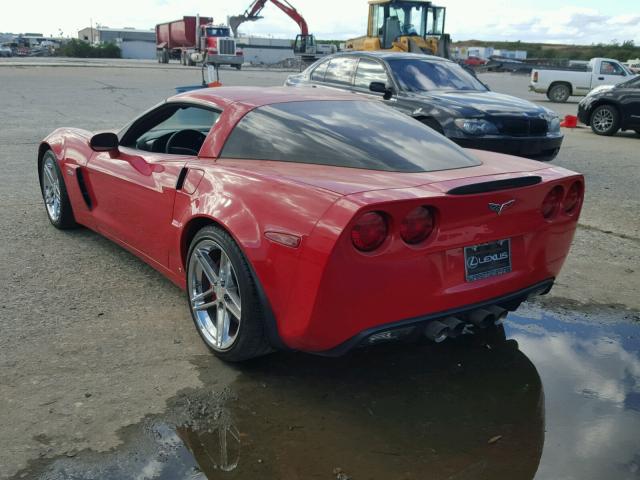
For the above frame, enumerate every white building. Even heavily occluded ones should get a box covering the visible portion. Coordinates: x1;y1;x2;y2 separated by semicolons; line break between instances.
77;27;156;59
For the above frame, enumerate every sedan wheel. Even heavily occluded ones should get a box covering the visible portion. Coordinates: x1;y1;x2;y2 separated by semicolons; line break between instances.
186;226;271;361
42;156;62;222
590;105;619;136
39;150;76;229
189;239;242;350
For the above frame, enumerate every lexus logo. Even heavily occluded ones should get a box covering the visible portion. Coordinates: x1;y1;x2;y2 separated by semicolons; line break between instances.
488;200;515;215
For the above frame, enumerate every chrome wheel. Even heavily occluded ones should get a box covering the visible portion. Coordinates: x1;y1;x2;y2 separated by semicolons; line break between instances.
592;108;614;133
549;84;570;102
42;156;61;222
188;240;242;351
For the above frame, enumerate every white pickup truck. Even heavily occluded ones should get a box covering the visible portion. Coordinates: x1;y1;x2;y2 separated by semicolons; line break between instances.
529;57;637;102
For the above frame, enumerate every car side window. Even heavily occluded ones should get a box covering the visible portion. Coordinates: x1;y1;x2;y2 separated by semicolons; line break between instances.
354;58;389;89
120;104;220;155
310;60;329;81
600;61;624;76
324;57;358;86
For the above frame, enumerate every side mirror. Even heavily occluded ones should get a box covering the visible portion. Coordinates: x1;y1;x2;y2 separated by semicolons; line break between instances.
369;81;394;100
90;132;119;152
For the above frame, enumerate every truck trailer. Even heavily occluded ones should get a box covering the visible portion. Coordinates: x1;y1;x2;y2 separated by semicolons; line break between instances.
156;16;243;69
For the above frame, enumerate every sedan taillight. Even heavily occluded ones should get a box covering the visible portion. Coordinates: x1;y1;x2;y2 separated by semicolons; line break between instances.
351;212;388;252
563;181;583;214
541;186;564;220
400;206;434;244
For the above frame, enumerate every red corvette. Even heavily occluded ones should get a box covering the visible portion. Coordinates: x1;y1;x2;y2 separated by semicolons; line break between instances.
38;87;584;361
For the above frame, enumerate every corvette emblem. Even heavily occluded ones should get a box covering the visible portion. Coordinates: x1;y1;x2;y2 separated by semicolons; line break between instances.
488;200;515;215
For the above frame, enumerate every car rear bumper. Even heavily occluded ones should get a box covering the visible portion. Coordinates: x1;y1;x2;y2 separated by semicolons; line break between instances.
453;135;563;161
316;278;554;356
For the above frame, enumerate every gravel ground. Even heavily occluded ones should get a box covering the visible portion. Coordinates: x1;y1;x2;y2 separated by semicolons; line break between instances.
0;60;638;478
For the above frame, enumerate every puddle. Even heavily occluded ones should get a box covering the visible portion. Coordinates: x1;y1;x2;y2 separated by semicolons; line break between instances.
16;306;640;480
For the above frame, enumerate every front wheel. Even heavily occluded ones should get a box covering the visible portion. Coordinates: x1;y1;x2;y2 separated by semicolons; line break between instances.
590;105;620;136
39;151;77;229
186;226;271;362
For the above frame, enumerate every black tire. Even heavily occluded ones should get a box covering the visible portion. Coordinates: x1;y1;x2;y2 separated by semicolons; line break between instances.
547;83;571;103
186;225;272;362
39;150;77;229
235;64;242;71
634;129;640;136
589;105;620;136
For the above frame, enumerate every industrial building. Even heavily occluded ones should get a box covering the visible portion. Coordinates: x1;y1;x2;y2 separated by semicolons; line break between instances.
77;27;156;59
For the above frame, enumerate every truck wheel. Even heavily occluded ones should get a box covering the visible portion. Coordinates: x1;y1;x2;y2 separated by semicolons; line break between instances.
590;105;620;136
547;83;571;103
235;64;242;71
162;49;169;64
181;51;186;66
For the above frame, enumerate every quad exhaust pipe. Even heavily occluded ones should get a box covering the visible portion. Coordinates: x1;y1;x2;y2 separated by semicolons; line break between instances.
424;320;450;343
467;309;496;329
422;306;509;343
441;316;466;338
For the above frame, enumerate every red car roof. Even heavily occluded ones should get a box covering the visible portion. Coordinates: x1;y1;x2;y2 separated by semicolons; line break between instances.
170;86;363;110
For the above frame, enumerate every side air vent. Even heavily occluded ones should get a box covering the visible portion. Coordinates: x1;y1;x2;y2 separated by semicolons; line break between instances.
447;176;542;195
76;167;92;209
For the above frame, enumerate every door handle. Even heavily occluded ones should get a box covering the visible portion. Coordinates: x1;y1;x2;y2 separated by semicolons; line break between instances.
598;76;605;80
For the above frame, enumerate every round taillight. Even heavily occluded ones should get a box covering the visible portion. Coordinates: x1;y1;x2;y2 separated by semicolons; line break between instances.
541;186;564;220
351;211;388;252
400;206;434;244
563;181;583;214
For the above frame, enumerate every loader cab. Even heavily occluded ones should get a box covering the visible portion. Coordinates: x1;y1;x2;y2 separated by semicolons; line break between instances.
369;0;446;49
293;34;317;61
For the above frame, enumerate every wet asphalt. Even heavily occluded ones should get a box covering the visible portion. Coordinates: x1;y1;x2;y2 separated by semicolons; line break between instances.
15;306;640;480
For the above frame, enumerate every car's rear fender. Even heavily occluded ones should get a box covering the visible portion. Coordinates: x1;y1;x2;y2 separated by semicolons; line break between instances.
169;163;342;342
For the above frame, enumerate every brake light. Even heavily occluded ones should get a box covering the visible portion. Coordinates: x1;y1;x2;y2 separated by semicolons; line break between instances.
400;206;434;244
563;181;583;214
541;186;564;220
533;71;538;82
351;212;388;252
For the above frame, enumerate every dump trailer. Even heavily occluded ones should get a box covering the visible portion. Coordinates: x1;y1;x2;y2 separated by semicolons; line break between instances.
156;16;243;69
345;0;451;58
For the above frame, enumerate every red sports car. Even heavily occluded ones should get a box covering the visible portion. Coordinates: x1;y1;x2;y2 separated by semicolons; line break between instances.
38;87;584;361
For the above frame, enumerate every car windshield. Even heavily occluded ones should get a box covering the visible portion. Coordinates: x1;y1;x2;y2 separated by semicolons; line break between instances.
220;100;480;173
388;58;488;92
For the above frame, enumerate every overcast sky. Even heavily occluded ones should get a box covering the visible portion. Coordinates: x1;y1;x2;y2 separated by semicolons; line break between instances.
1;0;638;44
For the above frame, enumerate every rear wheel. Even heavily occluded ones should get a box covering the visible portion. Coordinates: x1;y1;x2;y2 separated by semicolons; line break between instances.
186;226;271;362
590;105;620;136
547;83;571;103
235;64;242;71
40;151;76;229
634;129;640;136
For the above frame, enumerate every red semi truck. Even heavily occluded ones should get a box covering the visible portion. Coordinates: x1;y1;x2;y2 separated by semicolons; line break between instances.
156;15;243;69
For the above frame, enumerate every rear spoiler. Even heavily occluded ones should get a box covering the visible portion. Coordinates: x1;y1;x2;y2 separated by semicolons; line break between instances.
447;176;542;195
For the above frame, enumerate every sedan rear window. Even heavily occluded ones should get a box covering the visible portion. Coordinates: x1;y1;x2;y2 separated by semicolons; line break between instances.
220;100;480;173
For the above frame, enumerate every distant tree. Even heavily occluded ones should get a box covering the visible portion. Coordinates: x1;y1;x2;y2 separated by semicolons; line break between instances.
56;39;121;59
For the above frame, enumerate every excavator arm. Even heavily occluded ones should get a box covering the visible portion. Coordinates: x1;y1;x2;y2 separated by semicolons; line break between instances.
229;0;309;37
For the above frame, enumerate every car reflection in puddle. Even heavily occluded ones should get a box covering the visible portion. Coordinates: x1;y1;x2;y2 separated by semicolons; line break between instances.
22;306;640;480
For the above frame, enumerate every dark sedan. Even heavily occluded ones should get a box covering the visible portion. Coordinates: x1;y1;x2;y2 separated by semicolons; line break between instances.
577;76;640;136
286;52;563;161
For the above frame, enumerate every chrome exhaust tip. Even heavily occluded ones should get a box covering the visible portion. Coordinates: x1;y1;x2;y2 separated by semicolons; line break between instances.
467;309;496;329
486;306;508;325
424;320;450;343
441;316;466;338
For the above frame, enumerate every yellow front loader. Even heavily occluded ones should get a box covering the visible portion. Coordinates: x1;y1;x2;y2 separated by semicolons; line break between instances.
346;0;451;58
